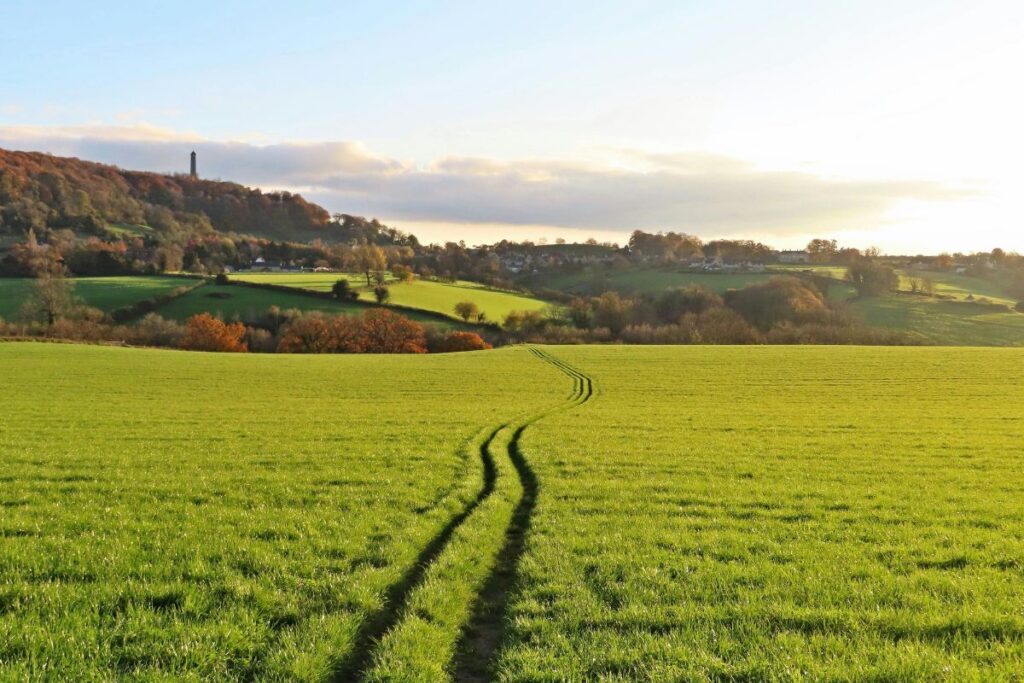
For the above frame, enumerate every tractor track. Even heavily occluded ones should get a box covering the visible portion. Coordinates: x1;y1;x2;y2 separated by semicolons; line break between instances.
337;347;594;682
332;424;504;682
453;347;594;682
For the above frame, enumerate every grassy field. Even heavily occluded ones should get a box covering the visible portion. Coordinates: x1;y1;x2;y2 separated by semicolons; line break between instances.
895;270;1017;306
848;294;1024;346
3;342;1024;680
0;276;197;320
155;283;363;321
0;343;565;680
535;266;775;296
232;273;548;322
500;345;1024;680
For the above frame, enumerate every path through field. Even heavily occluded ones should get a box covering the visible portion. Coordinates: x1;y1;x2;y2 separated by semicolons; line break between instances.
351;347;595;681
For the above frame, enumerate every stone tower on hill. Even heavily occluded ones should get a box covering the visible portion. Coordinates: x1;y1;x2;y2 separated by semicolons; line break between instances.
190;150;197;179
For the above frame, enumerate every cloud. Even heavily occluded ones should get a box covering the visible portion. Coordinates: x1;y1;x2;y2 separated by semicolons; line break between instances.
0;124;967;238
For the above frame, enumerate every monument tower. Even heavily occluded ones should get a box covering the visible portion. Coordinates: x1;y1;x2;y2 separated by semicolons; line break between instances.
189;150;197;179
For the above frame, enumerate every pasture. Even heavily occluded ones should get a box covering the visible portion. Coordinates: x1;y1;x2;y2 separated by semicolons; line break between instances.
0;343;565;680
232;273;548;322
501;345;1024;680
3;342;1024;680
0;276;197;320
535;266;775;296
848;294;1024;346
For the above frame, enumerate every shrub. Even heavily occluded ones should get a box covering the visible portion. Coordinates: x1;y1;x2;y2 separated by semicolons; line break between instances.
681;308;760;344
181;313;247;352
126;313;185;347
437;331;492;352
331;279;359;301
214;273;230;285
373;285;391;304
454;301;479;322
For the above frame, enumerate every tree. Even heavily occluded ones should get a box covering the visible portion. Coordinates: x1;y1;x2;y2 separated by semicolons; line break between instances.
454;300;479;322
723;276;827;330
655;285;723;324
591;292;634;334
373;285;391;304
806;239;839;263
356;309;426;353
437;331;492;352
355;242;387;286
391;264;415;282
21;272;79;325
181;313;247;352
331;279;359;301
845;262;899;296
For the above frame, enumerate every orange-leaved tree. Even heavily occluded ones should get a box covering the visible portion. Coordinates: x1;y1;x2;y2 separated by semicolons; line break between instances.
437;331;492;352
355;309;426;353
182;313;248;352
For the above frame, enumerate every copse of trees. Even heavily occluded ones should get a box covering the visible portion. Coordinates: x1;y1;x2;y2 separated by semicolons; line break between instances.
501;276;915;346
846;261;899;296
454;300;479;322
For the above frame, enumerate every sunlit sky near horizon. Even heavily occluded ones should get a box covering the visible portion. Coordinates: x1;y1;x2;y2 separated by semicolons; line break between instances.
2;0;1022;252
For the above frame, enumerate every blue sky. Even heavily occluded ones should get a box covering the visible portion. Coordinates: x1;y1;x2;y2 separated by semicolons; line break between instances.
2;0;1022;251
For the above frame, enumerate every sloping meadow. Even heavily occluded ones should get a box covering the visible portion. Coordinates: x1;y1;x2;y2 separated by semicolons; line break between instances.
501;346;1024;681
0;343;563;680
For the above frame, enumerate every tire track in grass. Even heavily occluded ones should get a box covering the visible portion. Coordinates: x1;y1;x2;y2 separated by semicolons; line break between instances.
453;347;594;682
331;424;505;682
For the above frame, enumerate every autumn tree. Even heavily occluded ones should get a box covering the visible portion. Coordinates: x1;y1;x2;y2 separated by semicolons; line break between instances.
356;309;426;353
391;264;415;282
454;300;479;322
373;285;391;304
437;331;492;352
845;262;899;296
355;242;388;286
21;271;79;325
181;313;248;352
806;239;839;263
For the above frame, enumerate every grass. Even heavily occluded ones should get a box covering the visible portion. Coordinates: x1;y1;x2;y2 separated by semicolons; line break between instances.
0;276;198;320
496;345;1024;680
535;266;775;296
848;294;1024;346
152;283;458;328
4;342;1024;680
0;342;565;680
896;270;1017;306
232;273;549;322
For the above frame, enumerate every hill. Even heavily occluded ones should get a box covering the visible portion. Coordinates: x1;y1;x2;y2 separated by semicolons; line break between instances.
0;148;411;244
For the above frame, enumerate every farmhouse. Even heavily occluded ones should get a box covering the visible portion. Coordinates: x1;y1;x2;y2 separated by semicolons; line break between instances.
777;250;810;264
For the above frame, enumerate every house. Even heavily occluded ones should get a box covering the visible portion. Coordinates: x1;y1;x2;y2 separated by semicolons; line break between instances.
778;250;810;264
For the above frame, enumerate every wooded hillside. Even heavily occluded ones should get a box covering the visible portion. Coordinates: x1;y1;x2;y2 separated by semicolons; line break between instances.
0;149;404;243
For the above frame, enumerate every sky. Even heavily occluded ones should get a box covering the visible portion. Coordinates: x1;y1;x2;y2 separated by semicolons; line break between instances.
1;0;1022;252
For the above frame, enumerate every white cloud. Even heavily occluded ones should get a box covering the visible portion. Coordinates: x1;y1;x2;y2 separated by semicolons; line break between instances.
0;124;968;243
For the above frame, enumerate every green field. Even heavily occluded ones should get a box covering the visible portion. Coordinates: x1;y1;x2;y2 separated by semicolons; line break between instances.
496;346;1024;680
535;266;775;296
896;270;1017;306
232;273;549;322
0;276;198;320
0;343;565;680
3;342;1024;680
848;294;1024;346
